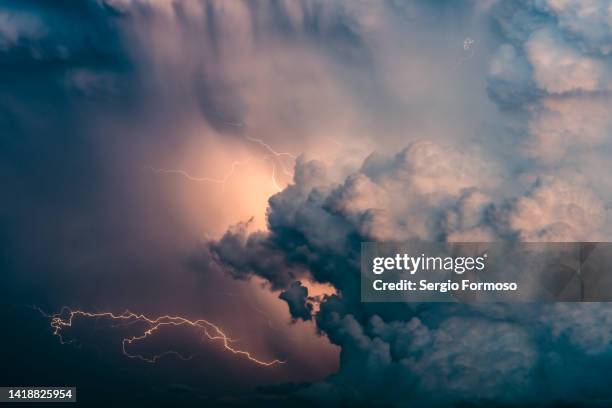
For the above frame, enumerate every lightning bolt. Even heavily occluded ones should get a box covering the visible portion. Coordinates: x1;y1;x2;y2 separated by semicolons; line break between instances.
271;162;282;192
36;306;285;366
243;135;297;160
145;159;251;185
144;129;299;194
220;115;298;176
147;153;289;193
261;156;283;192
244;135;297;179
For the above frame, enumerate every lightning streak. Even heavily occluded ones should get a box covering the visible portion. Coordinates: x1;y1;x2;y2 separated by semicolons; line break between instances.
271;163;282;192
148;154;289;192
244;136;297;160
145;159;251;185
261;156;283;192
243;135;296;181
37;307;285;366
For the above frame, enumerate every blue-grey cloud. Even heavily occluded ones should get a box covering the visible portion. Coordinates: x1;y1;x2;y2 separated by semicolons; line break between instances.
279;281;313;321
211;138;612;406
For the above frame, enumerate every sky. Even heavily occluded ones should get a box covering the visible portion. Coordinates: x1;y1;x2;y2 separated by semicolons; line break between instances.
2;0;612;406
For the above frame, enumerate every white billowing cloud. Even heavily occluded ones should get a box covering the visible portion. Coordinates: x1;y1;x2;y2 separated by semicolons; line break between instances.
443;188;497;242
508;176;609;242
525;28;612;94
544;0;612;55
488;0;612;193
324;141;501;241
525;95;612;161
383;141;490;196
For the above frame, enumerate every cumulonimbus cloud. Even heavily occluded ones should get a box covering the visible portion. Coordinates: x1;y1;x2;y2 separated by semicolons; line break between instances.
209;134;612;404
209;2;612;404
4;0;612;404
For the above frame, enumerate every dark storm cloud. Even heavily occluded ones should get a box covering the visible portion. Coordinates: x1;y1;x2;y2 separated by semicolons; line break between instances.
279;281;312;321
211;133;612;406
0;0;377;301
209;219;304;290
0;0;140;306
1;0;390;397
0;0;132;192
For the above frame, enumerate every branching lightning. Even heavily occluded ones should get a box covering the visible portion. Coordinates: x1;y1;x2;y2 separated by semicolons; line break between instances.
243;136;297;160
145;159;251;185
244;135;296;180
147;153;290;193
34;128;305;370
144;124;300;195
36;306;286;366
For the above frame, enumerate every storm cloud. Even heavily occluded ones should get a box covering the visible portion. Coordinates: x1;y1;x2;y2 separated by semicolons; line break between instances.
3;0;612;406
209;1;612;406
210;136;612;404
